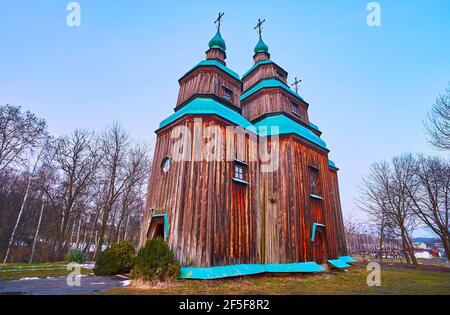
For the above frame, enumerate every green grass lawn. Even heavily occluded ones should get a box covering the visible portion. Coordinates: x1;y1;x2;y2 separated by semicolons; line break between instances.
0;262;94;281
107;263;450;295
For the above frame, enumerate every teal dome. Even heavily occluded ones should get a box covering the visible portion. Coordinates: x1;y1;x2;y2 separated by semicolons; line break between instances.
208;31;226;51
254;37;269;53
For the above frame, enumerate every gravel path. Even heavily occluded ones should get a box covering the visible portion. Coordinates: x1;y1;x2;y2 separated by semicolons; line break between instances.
0;275;129;295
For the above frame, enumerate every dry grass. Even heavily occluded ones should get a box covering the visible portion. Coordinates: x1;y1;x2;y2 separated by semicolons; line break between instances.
0;262;93;281
106;263;450;295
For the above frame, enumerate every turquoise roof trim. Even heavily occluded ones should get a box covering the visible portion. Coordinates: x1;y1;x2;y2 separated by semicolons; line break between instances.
242;60;274;78
310;194;324;200
160;99;328;151
328;160;337;168
241;79;304;101
309;122;320;131
159;97;255;132
179;262;325;279
232;178;250;185
187;60;240;81
255;115;328;150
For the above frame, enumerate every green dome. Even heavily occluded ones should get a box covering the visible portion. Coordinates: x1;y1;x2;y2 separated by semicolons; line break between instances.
208;31;226;51
254;37;269;53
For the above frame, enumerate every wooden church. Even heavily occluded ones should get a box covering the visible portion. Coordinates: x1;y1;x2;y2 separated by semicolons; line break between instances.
139;15;349;276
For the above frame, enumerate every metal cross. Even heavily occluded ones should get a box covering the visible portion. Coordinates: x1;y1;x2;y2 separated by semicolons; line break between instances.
291;77;302;93
254;18;266;37
215;12;225;32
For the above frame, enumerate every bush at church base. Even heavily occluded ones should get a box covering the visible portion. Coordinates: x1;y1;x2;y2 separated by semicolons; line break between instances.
66;250;87;264
94;240;136;276
131;238;180;282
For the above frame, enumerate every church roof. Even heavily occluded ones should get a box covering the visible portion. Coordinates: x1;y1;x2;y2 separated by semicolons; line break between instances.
254;115;328;150
254;37;269;53
159;97;254;131
309;122;320;131
208;31;226;51
241;78;304;102
185;60;241;82
160;98;327;151
328;160;337;168
242;60;274;78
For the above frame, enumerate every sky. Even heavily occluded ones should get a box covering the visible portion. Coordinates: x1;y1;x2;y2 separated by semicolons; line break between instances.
0;1;449;235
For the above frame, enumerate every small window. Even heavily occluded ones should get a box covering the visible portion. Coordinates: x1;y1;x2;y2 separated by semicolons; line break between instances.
233;160;248;184
309;167;320;196
235;164;244;180
291;103;299;117
223;87;233;102
161;157;172;173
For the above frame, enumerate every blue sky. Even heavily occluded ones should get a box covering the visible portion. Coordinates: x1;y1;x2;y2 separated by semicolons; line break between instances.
1;1;449;232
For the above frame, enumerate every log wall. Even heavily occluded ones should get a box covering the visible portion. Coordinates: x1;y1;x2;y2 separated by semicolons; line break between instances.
176;69;241;109
140;117;348;267
243;63;287;91
241;90;309;124
142;116;260;267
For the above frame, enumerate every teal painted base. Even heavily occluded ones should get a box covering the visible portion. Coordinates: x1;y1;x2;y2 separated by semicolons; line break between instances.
179;262;325;280
328;259;351;269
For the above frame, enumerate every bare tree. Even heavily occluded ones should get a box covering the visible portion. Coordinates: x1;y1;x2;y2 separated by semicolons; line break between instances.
0;104;47;171
94;123;131;258
344;214;359;235
0;104;150;262
42;130;98;259
28;141;56;263
358;155;419;264
344;214;361;254
2;149;45;264
112;143;150;244
357;162;391;262
387;155;419;264
407;155;450;260
425;83;450;150
29;194;45;263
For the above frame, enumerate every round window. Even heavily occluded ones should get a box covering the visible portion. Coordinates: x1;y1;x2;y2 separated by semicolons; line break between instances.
161;157;172;173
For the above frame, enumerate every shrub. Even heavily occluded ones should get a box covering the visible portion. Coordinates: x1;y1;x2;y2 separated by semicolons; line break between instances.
93;240;136;276
66;250;87;264
132;238;180;282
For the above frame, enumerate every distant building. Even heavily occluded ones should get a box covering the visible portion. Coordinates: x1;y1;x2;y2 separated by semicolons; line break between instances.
414;248;432;259
414;242;428;249
414;248;441;259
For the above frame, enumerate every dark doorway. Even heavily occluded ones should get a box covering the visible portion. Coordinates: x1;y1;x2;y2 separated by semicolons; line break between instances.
147;216;166;240
153;223;165;238
313;227;328;264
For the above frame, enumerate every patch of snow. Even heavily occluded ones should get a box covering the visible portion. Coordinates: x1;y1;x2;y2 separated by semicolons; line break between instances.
91;282;106;285
121;280;132;287
79;264;95;269
19;277;40;281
